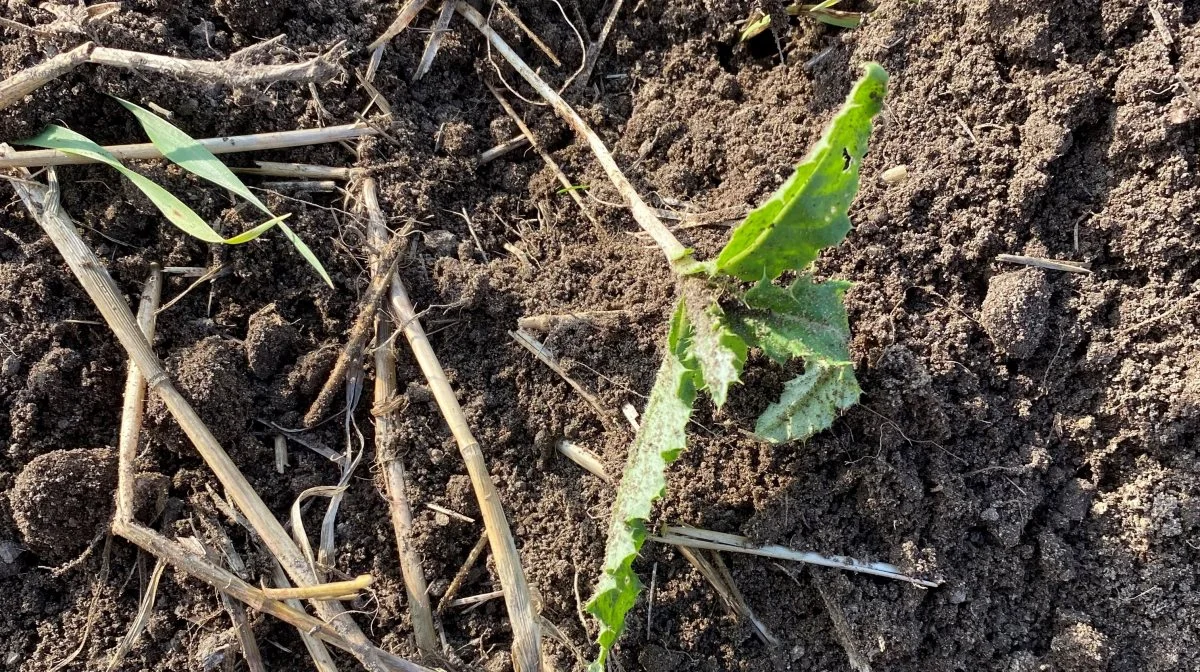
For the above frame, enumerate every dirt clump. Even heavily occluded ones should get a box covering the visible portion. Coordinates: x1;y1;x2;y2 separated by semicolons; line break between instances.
1052;621;1112;671
980;268;1052;358
10;448;116;560
147;336;254;450
244;303;298;379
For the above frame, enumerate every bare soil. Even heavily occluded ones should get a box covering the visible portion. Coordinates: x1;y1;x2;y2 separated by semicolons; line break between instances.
1;1;1198;671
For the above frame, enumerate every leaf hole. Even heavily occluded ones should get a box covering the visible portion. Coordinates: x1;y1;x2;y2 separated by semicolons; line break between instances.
841;147;852;170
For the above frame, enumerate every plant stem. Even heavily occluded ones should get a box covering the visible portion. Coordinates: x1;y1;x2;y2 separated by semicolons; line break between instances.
10;170;401;672
363;177;440;656
0;43;93;111
88;45;341;85
0;124;375;169
302;229;410;427
369;0;432;50
388;258;543;671
654;526;942;588
456;1;689;267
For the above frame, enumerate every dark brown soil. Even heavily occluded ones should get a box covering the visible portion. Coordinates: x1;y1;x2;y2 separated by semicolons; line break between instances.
2;0;1198;671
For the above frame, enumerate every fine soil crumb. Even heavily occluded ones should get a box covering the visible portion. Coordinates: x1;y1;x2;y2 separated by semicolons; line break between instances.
10;448;116;559
980;268;1051;358
1052;621;1112;671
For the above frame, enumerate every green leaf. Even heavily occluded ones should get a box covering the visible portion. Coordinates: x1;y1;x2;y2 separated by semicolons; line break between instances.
113;97;274;216
684;293;746;408
277;220;334;287
17;125;266;245
730;275;852;366
586;301;697;670
114;97;333;287
712;63;887;282
755;362;860;444
793;2;865;28
739;13;772;42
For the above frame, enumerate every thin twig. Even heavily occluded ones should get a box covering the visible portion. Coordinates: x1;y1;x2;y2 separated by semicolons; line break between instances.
363;176;439;656
510;329;620;426
484;80;598;227
573;0;623;90
260;573;373;601
222;587;267;672
233;161;361;180
268;560;341;672
49;537;111;672
496;0;563;66
0;124;376;169
654;526;942;588
415;0;457;81
0;43;94;111
676;546;778;646
87;44;343;86
427;502;475;523
303;229;411;427
107;558;168;670
555;440;612;484
10;170;409;672
517;310;623;333
369;0;433;50
809;569;873;672
459;1;688;264
438;532;489;614
995;254;1091;274
261;179;339;192
1120;290;1199;336
477;134;531;165
111;259;343;672
389;261;542;669
446;590;504;608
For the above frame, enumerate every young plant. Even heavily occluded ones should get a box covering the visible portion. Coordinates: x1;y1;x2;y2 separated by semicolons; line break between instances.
740;1;864;43
585;63;888;669
16;97;332;287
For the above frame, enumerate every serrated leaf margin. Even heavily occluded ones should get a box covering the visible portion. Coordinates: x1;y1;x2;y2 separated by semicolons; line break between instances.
755;362;860;444
585;301;697;670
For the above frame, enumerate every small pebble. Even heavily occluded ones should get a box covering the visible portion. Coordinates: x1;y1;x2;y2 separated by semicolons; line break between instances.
881;164;909;183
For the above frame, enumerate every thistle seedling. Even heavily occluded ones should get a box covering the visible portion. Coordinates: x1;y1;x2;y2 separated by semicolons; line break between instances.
16;97;332;287
586;63;888;670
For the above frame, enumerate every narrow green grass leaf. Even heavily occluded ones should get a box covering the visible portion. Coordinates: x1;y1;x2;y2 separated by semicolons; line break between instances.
755;362;860;444
685;294;746;408
739;14;772;42
112;98;333;287
113;97;273;216
19;125;236;244
807;9;863;29
278;221;334;287
713;63;887;282
730;275;852;366
586;301;697;671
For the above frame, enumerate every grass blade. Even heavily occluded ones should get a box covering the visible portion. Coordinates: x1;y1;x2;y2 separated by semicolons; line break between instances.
17;126;256;244
112;97;333;287
114;97;272;216
278;221;334;287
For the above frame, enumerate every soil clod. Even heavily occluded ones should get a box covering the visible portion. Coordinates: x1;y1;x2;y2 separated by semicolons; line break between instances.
980;268;1052;359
